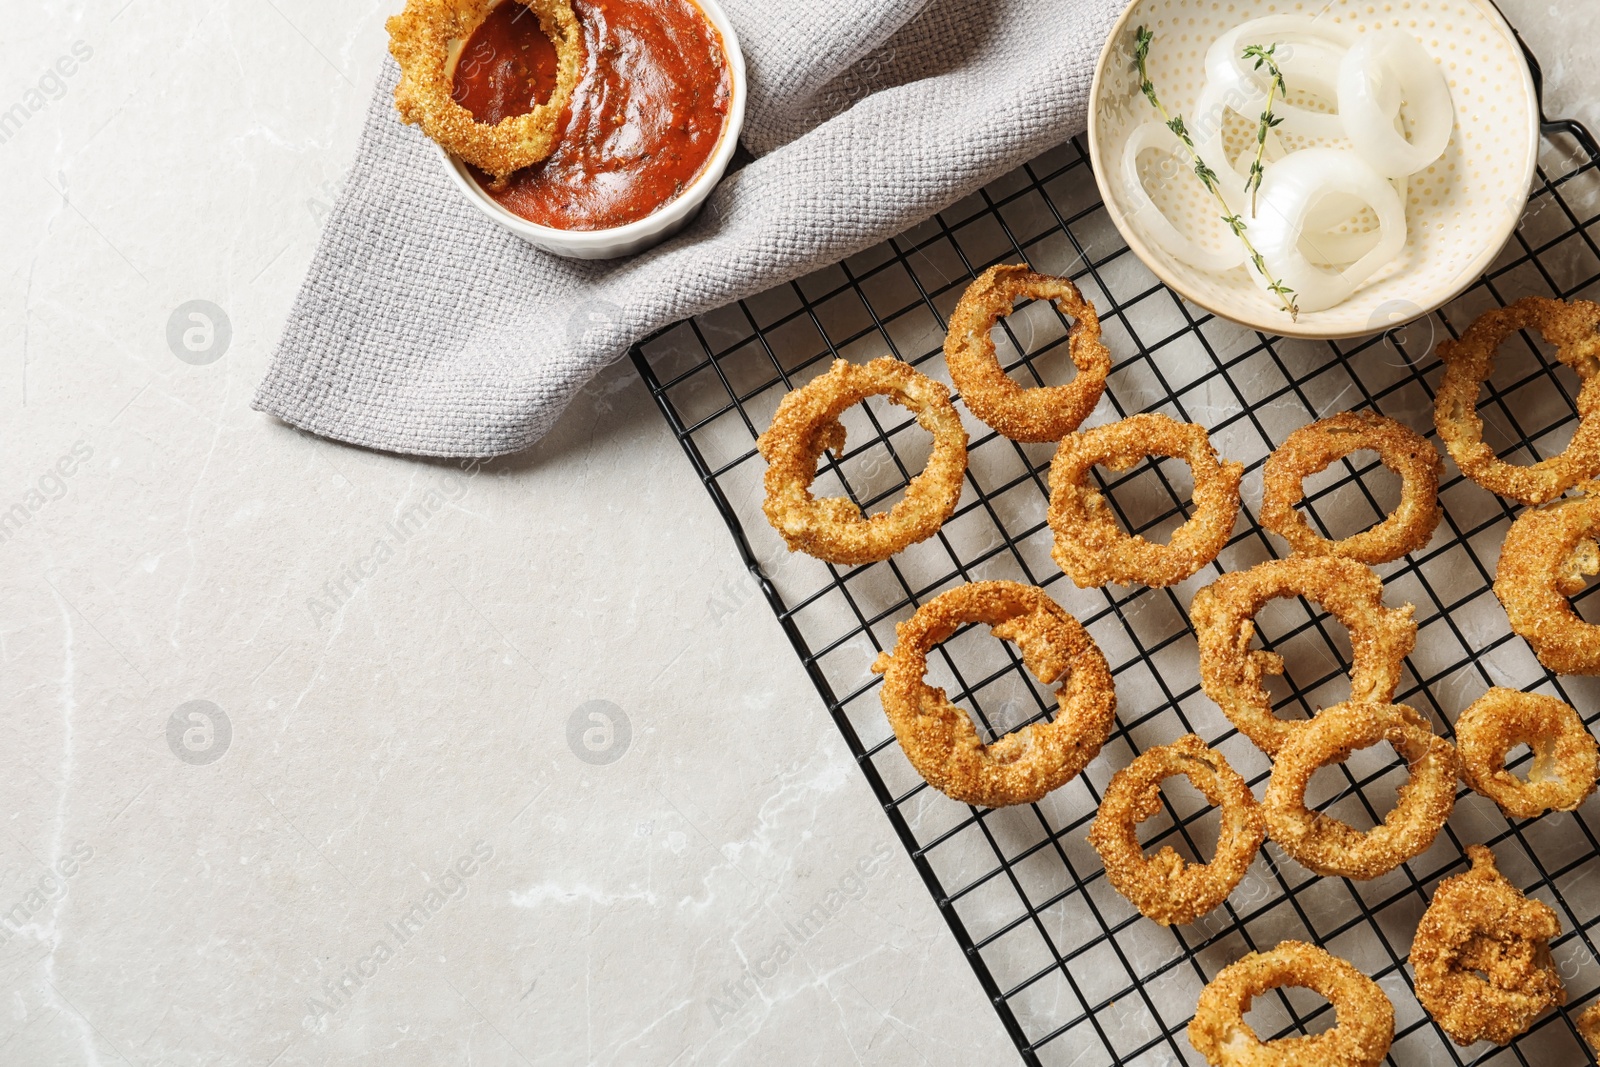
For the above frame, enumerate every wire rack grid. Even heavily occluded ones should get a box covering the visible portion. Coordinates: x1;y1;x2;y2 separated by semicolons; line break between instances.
630;37;1600;1067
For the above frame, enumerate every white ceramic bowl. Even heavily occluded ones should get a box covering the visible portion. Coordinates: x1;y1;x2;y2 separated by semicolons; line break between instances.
1087;0;1539;339
439;0;746;260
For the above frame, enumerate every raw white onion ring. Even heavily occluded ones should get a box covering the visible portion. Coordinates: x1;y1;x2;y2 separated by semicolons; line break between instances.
1121;122;1245;272
1249;148;1407;313
1205;16;1357;141
1337;29;1455;178
1188;57;1403;269
1121;124;1406;276
1301;175;1408;266
1190;81;1290;189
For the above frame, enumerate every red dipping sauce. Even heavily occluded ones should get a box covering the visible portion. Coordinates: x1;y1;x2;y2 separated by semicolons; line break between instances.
451;0;732;230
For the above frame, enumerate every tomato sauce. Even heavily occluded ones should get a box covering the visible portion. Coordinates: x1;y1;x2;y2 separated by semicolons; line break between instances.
451;0;731;230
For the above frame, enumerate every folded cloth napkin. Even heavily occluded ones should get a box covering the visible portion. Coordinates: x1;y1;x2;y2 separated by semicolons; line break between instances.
254;0;1126;457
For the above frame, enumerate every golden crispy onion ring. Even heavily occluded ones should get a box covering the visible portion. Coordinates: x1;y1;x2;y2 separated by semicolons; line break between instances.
1191;558;1417;756
1261;411;1443;564
1048;414;1243;588
1187;940;1395;1067
1088;734;1264;926
870;581;1114;807
1456;688;1599;818
1580;1003;1600;1058
387;0;582;180
757;358;968;565
1410;844;1567;1046
1494;489;1600;675
943;265;1112;443
1433;297;1600;505
1263;702;1457;879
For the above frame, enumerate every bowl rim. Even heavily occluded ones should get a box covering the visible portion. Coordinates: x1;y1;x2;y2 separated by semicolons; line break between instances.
1085;0;1540;341
438;0;748;249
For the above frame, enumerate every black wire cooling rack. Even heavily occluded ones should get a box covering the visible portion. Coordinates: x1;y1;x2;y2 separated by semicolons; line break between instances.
631;30;1600;1067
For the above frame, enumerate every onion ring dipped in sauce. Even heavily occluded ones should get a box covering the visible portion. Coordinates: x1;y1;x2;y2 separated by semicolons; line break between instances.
1410;844;1567;1046
1493;488;1600;675
388;0;582;180
1190;557;1417;756
1434;297;1600;505
757;358;967;566
1187;940;1395;1067
445;0;732;228
1048;414;1243;588
1262;702;1457;880
1088;734;1264;926
870;581;1115;808
943;265;1112;443
1260;411;1443;564
1455;688;1599;818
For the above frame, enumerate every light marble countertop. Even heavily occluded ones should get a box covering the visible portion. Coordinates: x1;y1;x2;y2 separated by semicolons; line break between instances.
0;1;1590;1064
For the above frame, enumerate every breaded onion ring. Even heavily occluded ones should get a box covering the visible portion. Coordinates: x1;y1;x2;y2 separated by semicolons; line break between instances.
1580;1003;1600;1058
1191;558;1417;755
1433;297;1600;505
757;358;968;565
1261;412;1443;564
944;265;1112;443
1187;940;1395;1067
1263;702;1457;880
387;0;582;180
1048;414;1243;588
1088;734;1264;926
870;581;1114;808
1410;844;1567;1046
1456;688;1599;818
1494;489;1600;675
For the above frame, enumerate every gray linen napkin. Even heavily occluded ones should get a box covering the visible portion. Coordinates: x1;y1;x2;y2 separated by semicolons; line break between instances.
254;0;1126;457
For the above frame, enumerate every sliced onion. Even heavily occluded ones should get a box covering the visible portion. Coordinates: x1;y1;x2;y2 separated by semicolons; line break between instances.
1337;29;1454;177
1121;122;1245;273
1190;81;1289;189
1204;16;1356;141
1301;175;1408;266
1248;148;1407;313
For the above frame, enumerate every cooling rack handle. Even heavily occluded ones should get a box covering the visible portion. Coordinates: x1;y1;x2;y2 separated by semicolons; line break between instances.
1488;0;1600;154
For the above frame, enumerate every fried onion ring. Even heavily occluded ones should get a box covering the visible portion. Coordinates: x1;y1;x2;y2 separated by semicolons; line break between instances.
1088;734;1264;926
1261;411;1443;564
870;581;1114;807
757;358;968;565
1580;1003;1600;1058
1456;688;1599;819
943;265;1112;442
1263;702;1457;879
1048;414;1243;588
1494;489;1600;675
1191;558;1417;755
387;0;583;180
1187;940;1395;1067
1410;844;1567;1046
1433;297;1600;505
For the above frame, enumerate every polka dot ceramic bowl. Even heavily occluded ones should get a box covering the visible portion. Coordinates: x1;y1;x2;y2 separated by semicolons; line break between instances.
1087;0;1538;339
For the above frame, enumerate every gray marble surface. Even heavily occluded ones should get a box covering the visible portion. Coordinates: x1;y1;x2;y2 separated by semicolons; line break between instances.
0;1;1588;1064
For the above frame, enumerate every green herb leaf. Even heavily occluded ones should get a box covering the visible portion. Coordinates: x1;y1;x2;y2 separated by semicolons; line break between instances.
1135;30;1299;318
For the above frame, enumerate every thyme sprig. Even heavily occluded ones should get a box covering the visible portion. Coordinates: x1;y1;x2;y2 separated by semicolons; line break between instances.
1241;43;1288;217
1133;26;1298;320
